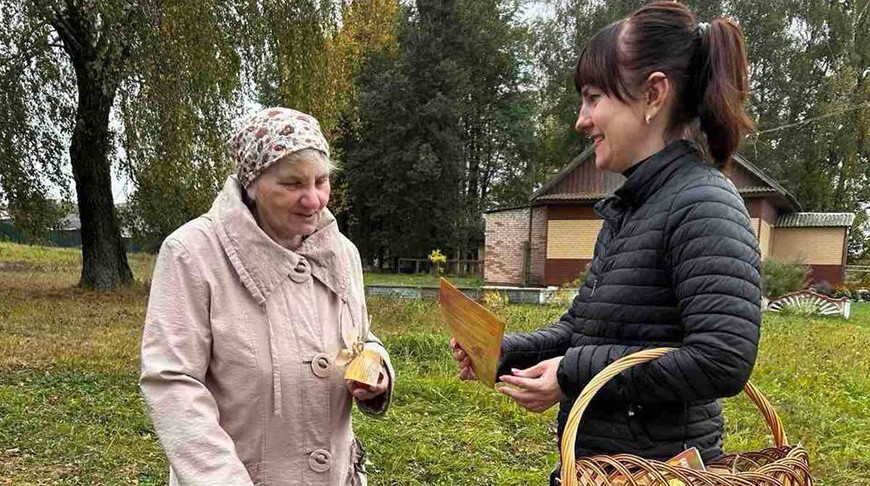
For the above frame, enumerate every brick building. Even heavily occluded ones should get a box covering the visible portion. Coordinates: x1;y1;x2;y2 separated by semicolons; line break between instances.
484;148;855;286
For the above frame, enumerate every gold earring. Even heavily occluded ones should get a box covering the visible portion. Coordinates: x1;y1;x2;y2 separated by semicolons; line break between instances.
645;113;653;126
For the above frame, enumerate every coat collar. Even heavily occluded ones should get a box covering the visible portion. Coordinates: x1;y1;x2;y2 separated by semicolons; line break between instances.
210;176;350;304
613;139;701;207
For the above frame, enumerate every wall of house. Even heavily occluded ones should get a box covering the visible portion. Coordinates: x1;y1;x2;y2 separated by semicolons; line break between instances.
483;207;547;286
529;206;547;286
745;197;779;260
772;227;846;264
771;227;847;284
544;205;599;285
484;208;528;285
546;219;602;259
749;218;774;259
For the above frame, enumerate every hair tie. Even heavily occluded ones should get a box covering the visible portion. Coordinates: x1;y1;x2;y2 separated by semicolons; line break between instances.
697;22;710;36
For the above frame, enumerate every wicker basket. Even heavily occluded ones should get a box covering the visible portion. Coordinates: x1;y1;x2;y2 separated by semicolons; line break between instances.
560;348;813;486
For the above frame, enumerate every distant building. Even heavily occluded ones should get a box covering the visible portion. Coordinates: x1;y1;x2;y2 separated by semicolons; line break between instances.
0;201;134;248
485;149;854;286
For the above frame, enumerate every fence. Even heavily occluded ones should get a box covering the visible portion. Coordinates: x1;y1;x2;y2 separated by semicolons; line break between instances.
397;258;483;277
845;265;870;284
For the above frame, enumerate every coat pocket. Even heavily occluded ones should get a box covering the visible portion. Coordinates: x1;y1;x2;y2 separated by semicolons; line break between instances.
626;404;655;449
244;461;264;486
348;438;368;486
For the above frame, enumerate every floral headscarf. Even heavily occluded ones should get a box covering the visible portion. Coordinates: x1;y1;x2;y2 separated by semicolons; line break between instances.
226;107;330;187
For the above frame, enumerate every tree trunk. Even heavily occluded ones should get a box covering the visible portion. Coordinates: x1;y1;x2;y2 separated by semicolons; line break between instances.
69;65;133;290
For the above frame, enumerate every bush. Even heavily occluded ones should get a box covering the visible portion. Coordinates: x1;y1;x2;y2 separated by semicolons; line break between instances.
761;258;809;299
428;249;446;275
549;274;587;307
813;282;869;301
481;289;509;313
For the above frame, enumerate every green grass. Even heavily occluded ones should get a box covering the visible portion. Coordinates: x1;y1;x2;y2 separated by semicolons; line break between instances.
850;301;870;325
0;241;156;280
364;272;483;288
1;241;869;485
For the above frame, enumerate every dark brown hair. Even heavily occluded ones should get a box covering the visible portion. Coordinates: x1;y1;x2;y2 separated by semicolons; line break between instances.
574;1;754;168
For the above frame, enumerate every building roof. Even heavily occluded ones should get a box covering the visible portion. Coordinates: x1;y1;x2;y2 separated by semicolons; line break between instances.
530;148;802;212
732;154;801;212
484;204;531;214
534;192;607;202
531;146;596;201
776;212;855;228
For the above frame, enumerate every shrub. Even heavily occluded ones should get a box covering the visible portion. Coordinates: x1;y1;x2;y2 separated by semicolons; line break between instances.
812;282;868;301
549;274;587;308
761;258;809;299
428;249;446;275
812;280;836;298
481;289;509;313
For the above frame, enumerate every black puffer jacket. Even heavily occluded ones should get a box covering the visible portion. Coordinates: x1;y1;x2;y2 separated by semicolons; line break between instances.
499;140;761;462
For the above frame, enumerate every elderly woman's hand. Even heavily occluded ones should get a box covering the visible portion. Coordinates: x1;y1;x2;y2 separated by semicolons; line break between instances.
346;370;389;401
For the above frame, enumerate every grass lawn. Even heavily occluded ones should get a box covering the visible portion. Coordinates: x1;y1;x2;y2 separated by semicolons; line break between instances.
850;299;870;326
1;241;869;485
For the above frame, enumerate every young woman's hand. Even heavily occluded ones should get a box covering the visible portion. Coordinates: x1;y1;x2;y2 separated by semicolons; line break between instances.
498;357;566;412
449;337;477;381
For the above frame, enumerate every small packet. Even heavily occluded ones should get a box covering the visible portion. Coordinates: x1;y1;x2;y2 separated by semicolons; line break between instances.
344;349;384;387
609;447;705;486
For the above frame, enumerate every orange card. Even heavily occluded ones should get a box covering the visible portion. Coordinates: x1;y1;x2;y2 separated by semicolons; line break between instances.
439;277;505;387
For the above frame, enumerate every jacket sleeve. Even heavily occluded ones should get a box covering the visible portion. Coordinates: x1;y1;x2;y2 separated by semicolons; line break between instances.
496;308;575;377
556;180;762;404
139;239;254;486
345;240;394;416
358;332;395;416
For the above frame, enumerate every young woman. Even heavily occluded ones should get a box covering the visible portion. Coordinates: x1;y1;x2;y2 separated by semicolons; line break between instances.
452;3;761;483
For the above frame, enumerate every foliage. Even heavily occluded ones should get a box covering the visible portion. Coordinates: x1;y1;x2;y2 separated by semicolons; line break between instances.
533;0;870;261
548;274;586;308
812;282;870;302
0;0;403;257
341;0;536;266
0;1;76;244
115;1;248;252
428;248;447;275
481;289;510;314
732;0;870;262
761;258;810;299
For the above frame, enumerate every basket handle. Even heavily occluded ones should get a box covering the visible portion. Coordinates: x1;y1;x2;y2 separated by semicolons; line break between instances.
559;347;788;486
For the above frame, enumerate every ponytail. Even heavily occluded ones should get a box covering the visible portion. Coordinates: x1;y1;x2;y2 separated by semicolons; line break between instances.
573;2;755;169
697;18;754;168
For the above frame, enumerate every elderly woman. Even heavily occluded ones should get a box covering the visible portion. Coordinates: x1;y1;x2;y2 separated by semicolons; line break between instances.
140;107;393;486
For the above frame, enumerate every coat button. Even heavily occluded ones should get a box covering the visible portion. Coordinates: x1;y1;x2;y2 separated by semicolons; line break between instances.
310;353;331;378
308;449;332;472
289;259;310;283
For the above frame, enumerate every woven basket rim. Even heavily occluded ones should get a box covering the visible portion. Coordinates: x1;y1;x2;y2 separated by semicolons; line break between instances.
559;348;809;486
